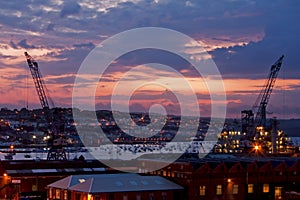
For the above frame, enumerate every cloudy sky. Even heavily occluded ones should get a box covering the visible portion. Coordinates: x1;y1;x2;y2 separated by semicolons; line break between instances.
0;0;299;119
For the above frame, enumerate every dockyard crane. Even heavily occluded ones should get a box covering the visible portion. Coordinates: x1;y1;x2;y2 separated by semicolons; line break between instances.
24;52;67;160
242;55;284;139
25;52;49;109
253;55;284;128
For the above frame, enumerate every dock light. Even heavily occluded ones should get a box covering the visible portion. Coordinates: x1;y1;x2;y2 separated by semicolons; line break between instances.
3;173;7;177
254;145;260;150
227;178;231;183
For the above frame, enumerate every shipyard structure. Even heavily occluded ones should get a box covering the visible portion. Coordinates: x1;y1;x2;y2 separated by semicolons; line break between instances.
0;52;297;200
214;55;295;156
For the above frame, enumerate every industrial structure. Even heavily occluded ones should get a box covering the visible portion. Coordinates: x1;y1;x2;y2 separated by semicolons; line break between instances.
241;55;284;138
215;55;292;155
24;52;67;160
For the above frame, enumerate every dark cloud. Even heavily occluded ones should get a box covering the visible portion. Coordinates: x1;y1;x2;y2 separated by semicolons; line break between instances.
18;39;36;49
9;40;18;49
46;76;75;86
46;23;55;31
90;0;299;81
5;74;27;81
73;42;95;49
0;53;18;61
60;1;81;18
211;0;300;79
109;49;192;74
38;42;96;76
97;0;265;38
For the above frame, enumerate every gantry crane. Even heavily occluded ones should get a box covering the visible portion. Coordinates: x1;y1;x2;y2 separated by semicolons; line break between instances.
24;52;67;160
241;55;284;139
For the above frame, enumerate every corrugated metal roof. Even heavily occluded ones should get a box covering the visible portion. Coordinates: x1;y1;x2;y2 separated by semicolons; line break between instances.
48;174;183;193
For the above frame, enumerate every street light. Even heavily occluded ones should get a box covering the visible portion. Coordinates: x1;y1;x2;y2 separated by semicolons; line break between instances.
32;135;37;158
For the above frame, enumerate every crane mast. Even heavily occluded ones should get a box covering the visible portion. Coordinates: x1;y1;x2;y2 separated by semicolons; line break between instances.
24;52;66;160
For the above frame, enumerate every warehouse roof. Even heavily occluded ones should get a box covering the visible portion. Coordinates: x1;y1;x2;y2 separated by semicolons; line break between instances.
48;173;183;193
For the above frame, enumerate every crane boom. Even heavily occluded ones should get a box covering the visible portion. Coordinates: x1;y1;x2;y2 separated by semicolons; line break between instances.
24;52;49;109
24;52;67;160
241;55;284;138
253;55;284;128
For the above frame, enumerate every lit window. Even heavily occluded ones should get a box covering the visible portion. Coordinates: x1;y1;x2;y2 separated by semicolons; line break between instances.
88;194;93;200
233;184;238;194
49;188;52;198
275;187;282;199
263;184;269;193
123;194;128;200
172;172;175;177
248;184;254;193
200;186;205;196
55;189;60;199
216;185;222;195
64;190;68;200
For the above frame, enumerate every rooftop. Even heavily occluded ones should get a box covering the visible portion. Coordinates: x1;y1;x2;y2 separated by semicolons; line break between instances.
48;173;183;193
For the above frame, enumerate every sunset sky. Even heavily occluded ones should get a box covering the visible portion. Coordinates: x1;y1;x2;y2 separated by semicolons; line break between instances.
0;0;299;119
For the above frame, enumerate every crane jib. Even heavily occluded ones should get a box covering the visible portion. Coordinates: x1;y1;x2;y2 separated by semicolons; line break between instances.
24;52;67;160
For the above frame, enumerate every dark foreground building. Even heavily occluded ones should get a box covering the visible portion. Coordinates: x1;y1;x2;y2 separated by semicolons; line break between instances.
141;156;300;200
1;156;300;199
0;159;109;199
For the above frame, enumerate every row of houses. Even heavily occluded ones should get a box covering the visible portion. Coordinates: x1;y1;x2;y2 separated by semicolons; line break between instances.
142;156;300;200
